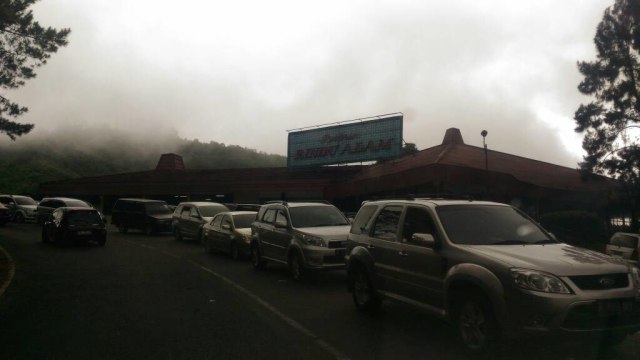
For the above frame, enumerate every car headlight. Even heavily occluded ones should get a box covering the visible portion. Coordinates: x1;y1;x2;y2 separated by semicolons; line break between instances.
299;234;325;247
510;268;571;294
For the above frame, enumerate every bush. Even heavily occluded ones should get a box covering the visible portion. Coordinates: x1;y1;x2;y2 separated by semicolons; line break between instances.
539;211;607;249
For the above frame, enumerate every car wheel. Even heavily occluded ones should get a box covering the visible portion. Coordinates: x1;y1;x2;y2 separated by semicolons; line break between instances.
15;212;25;223
600;331;628;348
202;236;213;254
144;224;153;236
118;224;128;234
231;242;240;261
251;243;266;270
289;251;305;281
455;292;499;355
174;228;183;242
351;265;381;313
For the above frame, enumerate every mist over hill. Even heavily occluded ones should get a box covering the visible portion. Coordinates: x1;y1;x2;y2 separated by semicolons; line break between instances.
0;125;286;195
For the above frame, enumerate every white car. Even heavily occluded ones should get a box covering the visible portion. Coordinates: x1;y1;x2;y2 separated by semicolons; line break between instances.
606;232;640;266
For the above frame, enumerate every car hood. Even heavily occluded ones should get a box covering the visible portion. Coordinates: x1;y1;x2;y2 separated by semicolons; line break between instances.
203;217;213;223
20;205;37;211
466;243;630;276
297;225;351;239
149;213;172;221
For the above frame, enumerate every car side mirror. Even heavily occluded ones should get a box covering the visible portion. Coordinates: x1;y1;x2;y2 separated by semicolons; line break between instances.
411;233;436;248
275;221;288;229
222;224;231;230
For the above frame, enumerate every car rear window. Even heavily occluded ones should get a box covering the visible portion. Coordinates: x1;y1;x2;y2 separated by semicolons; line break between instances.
610;234;639;248
198;205;229;217
67;211;102;225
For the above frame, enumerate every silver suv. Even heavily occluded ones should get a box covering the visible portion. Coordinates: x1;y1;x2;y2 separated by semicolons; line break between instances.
250;201;350;280
346;199;640;354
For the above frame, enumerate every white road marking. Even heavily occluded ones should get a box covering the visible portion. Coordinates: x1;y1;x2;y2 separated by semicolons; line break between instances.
0;246;16;299
123;239;350;360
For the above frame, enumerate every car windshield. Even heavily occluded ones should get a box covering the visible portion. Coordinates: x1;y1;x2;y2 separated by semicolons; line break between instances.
66;211;102;226
198;205;228;217
289;206;349;228
436;205;554;245
610;234;639;248
65;200;90;207
232;213;256;229
145;203;172;215
14;196;37;206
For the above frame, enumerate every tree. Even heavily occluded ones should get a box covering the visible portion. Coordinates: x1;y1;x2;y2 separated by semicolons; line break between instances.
0;0;70;140
575;0;640;230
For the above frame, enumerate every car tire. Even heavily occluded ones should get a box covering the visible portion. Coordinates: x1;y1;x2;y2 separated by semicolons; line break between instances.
289;251;306;281
600;331;628;348
251;243;267;270
231;242;240;261
351;265;381;313
174;228;183;242
144;224;153;236
118;224;128;234
15;212;25;223
203;236;213;254
454;292;499;356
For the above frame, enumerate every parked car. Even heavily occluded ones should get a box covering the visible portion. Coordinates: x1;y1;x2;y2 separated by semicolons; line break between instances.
202;211;257;260
172;202;229;241
0;194;38;223
111;198;173;235
345;198;640;354
250;201;351;280
41;207;107;246
0;203;10;226
36;197;92;224
606;232;640;266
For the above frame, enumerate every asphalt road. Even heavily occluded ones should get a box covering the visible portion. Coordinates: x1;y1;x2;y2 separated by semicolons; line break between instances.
1;223;639;360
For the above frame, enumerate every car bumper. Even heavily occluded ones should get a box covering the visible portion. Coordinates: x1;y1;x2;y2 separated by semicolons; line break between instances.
501;287;640;337
301;247;346;271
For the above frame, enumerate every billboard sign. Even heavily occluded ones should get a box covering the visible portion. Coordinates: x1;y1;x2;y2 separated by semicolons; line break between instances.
287;114;403;167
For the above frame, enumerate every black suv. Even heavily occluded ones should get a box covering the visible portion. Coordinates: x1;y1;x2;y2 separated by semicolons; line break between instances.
42;207;107;246
111;198;173;235
250;201;351;280
172;202;229;241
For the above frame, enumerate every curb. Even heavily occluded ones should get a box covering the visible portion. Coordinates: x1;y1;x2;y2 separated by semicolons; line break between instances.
0;246;15;299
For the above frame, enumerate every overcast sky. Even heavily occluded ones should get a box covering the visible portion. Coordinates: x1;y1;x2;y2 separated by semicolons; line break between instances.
8;0;612;167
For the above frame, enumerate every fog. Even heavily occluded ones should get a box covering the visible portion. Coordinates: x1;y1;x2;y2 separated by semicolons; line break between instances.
3;0;613;168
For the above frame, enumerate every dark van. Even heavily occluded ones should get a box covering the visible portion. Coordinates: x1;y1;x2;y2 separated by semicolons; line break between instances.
111;198;173;235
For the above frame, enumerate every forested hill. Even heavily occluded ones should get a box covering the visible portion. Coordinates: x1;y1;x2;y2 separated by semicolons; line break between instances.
0;126;286;195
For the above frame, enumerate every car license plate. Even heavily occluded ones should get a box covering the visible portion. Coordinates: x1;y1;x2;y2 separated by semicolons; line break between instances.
78;230;92;235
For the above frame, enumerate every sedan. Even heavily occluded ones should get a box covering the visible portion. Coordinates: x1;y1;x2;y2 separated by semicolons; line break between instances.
42;207;107;246
201;211;257;260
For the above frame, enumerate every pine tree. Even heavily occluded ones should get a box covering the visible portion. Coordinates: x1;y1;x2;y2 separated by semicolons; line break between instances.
575;0;640;230
0;0;70;140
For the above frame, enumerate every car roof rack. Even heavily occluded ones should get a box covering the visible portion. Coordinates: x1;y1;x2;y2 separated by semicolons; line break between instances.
364;194;475;202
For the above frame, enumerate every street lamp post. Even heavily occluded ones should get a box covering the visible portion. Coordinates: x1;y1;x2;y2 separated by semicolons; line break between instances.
481;130;488;171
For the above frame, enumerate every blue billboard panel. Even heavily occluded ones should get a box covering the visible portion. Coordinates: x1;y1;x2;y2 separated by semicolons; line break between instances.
287;115;403;167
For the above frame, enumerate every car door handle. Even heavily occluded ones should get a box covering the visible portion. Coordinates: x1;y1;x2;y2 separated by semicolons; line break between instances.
398;251;408;257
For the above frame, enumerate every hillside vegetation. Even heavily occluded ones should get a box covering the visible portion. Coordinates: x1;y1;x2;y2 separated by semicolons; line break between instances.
0;125;286;195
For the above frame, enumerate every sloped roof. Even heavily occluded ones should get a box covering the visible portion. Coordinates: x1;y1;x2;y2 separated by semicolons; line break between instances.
352;128;613;192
